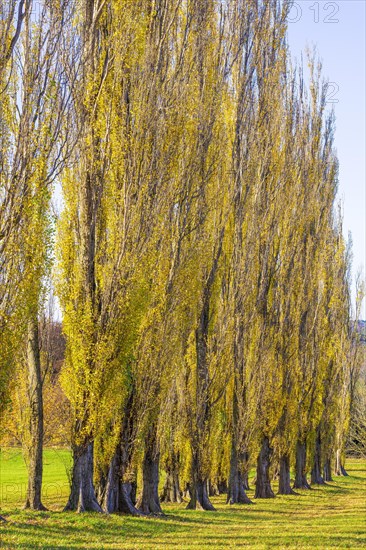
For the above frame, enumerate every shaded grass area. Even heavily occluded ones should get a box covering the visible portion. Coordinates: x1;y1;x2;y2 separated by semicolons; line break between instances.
0;450;365;549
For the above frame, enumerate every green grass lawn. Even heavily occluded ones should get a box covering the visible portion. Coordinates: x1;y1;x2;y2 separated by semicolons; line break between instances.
0;449;365;549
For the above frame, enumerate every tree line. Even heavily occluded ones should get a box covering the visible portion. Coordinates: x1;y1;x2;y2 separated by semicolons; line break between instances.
0;0;364;517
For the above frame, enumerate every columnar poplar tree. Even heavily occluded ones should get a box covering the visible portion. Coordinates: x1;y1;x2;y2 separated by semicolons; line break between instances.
176;0;234;511
19;0;71;511
226;0;258;507
271;68;306;497
242;1;290;500
57;0;114;512
227;0;293;504
291;66;340;490
1;0;71;513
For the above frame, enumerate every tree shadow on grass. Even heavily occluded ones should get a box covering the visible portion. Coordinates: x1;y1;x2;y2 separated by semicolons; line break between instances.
4;519;365;550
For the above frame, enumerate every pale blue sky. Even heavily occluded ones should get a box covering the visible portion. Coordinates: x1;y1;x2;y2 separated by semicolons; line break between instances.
287;0;365;305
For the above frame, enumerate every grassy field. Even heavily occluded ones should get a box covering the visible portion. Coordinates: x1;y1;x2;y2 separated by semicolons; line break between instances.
0;449;365;549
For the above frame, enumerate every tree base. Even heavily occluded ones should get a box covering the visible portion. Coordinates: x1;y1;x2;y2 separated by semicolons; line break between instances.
100;450;142;515
255;437;275;499
293;479;311;490
278;487;298;495
160;473;182;503
186;481;216;511
227;473;252;504
255;489;275;498
278;455;297;495
104;477;143;516
311;428;324;486
24;501;48;511
311;470;325;485
227;492;253;505
294;440;310;490
186;499;216;511
323;459;333;482
64;443;103;513
242;473;250;492
311;478;325;485
137;498;164;516
137;444;164;515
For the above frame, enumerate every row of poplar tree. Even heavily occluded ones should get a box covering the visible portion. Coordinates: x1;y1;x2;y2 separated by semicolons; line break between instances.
0;0;364;516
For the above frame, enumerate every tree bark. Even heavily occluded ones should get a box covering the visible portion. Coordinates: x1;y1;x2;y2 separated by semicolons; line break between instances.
340;464;348;476
293;440;311;489
255;436;275;498
311;427;325;485
278;454;296;495
137;428;163;515
24;317;46;511
186;449;215;511
160;451;182;503
186;233;224;512
101;390;141;514
242;452;250;491
228;376;251;504
208;478;228;496
218;478;228;494
207;480;218;497
186;480;215;510
323;457;333;482
161;471;182;503
227;442;252;504
64;442;102;512
102;450;142;515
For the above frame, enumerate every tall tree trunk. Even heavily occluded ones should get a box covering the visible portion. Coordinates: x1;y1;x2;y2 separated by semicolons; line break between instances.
101;390;141;514
323;457;333;482
24;317;46;511
64;442;102;512
102;448;142;515
227;433;252;504
160;450;182;503
63;0;105;514
293;440;311;489
311;427;325;485
255;436;275;498
278;453;296;495
161;471;182;503
187;234;223;512
228;370;251;504
137;427;163;515
186;448;215;511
